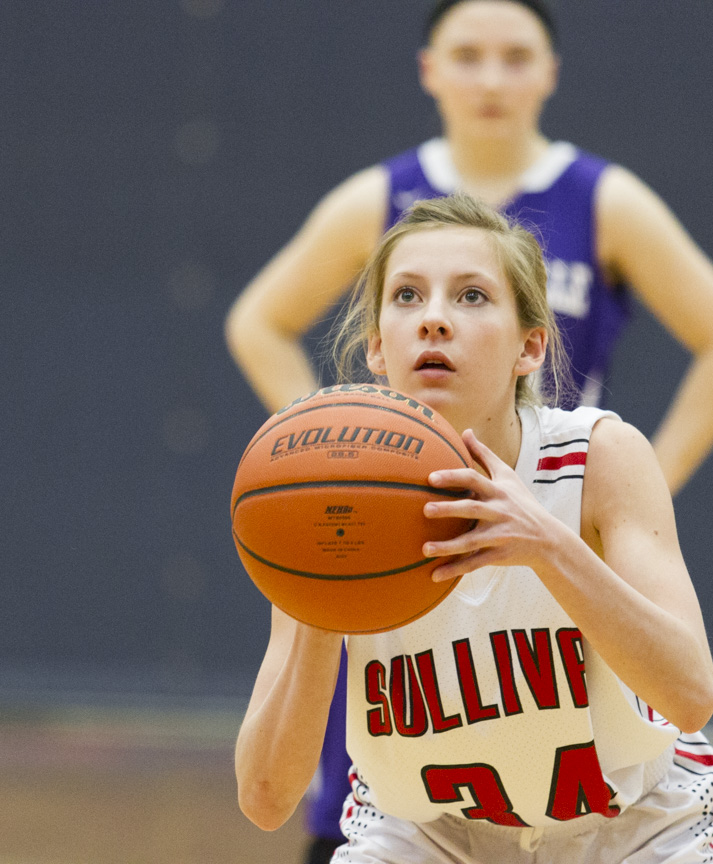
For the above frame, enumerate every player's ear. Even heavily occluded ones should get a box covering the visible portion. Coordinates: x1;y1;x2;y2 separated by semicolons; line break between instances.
418;48;437;98
515;327;547;377
366;333;387;376
544;53;560;100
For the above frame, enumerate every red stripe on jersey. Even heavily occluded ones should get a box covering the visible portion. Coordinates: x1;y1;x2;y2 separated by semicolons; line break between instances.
675;747;713;766
537;451;587;472
643;703;671;725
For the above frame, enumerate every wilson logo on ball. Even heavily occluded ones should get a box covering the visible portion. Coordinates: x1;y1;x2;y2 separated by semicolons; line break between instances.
276;383;436;420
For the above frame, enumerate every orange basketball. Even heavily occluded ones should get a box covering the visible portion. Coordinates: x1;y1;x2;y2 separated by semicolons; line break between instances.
230;384;472;634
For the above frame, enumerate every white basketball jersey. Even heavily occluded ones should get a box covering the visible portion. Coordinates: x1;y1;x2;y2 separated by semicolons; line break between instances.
345;405;679;828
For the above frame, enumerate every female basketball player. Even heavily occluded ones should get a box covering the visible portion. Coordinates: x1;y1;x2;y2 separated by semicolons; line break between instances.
235;194;713;863
227;2;713;859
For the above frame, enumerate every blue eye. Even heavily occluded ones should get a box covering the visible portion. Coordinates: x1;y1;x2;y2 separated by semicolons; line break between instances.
395;287;418;303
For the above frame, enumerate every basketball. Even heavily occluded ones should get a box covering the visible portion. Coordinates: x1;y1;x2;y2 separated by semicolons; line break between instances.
230;384;473;633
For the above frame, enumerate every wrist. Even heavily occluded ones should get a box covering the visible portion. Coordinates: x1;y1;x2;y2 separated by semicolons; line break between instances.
532;516;585;584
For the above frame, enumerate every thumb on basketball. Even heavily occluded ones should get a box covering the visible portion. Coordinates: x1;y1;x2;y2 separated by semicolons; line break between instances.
462;429;496;479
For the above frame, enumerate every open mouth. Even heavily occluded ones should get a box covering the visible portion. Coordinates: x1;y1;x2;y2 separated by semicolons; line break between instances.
416;354;455;372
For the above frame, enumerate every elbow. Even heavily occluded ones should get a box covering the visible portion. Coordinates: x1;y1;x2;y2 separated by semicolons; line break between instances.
224;295;256;364
225;293;289;371
685;704;713;736
677;712;712;736
237;780;298;832
673;682;713;734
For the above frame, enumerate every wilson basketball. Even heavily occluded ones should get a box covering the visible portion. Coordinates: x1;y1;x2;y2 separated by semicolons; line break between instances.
230;384;472;633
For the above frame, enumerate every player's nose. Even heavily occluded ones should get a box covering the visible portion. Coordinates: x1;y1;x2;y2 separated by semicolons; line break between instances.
419;297;453;338
477;57;507;90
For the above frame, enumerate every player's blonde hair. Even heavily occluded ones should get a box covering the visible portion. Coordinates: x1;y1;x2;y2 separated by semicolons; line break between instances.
332;193;571;408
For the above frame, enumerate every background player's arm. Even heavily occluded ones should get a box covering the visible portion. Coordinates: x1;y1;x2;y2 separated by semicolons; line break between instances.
597;166;713;494
235;606;344;831
225;167;388;414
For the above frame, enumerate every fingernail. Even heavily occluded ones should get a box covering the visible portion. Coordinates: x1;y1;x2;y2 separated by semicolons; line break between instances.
424;544;434;557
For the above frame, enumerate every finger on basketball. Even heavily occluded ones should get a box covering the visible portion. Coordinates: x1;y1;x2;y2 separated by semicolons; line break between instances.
428;466;491;496
431;547;499;581
424;522;483;559
424;497;484;522
462;429;499;478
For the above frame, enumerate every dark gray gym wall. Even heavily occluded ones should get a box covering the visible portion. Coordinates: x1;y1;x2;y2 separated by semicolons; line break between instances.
2;0;711;700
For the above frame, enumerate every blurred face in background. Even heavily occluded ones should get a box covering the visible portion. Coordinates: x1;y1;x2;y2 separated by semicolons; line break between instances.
420;0;559;142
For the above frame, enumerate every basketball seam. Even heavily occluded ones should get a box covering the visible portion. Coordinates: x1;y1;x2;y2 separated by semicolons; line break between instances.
231;479;465;518
233;529;438;581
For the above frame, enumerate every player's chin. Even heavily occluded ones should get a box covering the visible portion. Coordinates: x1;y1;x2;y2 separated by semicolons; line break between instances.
417;388;460;422
408;377;455;401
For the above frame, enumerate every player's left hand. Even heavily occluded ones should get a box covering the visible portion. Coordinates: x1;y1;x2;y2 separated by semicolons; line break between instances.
423;429;566;581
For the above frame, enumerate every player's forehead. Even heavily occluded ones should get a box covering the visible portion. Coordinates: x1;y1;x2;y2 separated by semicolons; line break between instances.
430;0;552;50
385;226;507;288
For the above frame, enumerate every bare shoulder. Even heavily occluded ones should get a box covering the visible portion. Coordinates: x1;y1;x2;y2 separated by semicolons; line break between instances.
304;164;389;248
596;164;679;243
586;417;668;498
595;163;713;350
596;164;703;267
582;417;674;541
328;163;390;208
597;163;657;207
232;164;389;329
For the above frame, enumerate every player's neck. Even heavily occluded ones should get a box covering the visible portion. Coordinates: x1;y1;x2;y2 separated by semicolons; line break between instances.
446;130;550;207
453;404;523;471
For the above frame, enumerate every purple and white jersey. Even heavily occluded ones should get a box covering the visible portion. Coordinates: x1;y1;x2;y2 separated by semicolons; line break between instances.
384;139;630;408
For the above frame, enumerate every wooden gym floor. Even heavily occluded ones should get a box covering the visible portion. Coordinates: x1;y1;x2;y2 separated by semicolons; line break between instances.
0;700;309;864
7;697;710;864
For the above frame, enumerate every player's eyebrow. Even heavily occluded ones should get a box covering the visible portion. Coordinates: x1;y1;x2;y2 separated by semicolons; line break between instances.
388;270;501;290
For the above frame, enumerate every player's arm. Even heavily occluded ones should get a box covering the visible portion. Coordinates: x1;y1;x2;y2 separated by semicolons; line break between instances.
597;165;713;494
225;166;388;414
569;417;713;730
235;605;344;831
425;422;713;731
